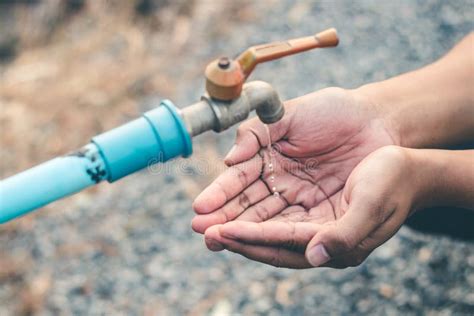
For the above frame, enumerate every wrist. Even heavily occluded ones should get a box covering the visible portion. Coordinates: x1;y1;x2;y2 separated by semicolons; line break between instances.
354;35;474;149
403;148;440;211
352;82;403;146
355;74;443;149
403;148;474;211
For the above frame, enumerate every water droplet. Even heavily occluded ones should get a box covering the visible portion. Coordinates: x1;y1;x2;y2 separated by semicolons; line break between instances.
265;125;272;148
265;124;279;198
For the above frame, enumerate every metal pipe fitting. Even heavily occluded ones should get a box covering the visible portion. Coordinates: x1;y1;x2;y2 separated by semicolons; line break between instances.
181;80;284;137
246;81;285;124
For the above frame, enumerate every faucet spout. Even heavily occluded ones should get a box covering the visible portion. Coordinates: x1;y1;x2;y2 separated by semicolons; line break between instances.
245;81;285;124
180;80;284;137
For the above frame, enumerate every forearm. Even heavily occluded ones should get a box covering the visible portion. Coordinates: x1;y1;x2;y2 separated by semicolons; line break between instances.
408;148;474;210
357;33;474;148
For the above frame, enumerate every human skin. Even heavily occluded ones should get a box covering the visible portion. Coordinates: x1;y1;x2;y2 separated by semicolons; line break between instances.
192;33;474;268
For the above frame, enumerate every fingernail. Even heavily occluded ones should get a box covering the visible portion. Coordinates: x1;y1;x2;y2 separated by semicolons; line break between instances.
307;244;330;267
205;237;224;251
224;145;237;163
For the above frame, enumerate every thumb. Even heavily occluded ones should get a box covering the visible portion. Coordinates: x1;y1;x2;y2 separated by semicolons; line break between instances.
224;114;289;166
305;191;382;267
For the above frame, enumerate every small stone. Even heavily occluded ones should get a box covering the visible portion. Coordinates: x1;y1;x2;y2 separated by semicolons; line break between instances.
466;292;474;305
379;284;394;299
249;281;266;297
418;247;432;262
467;255;474;267
255;297;272;313
340;282;357;296
356;299;372;313
275;279;295;306
210;299;232;316
273;192;280;197
467;273;474;287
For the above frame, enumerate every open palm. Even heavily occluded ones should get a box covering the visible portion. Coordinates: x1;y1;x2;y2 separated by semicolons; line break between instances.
192;87;396;267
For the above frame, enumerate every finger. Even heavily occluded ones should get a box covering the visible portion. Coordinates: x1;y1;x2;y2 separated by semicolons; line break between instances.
204;224;312;268
219;220;319;252
223;239;311;269
234;194;287;222
204;225;226;252
319;249;371;269
305;191;384;267
192;180;270;234
321;215;401;269
224;114;289;166
193;155;263;214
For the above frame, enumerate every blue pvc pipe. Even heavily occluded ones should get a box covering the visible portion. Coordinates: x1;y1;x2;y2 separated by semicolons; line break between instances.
0;144;105;223
92;100;192;182
0;100;192;224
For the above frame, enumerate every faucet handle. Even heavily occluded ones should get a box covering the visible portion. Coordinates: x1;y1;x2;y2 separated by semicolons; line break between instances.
205;28;339;101
237;28;339;78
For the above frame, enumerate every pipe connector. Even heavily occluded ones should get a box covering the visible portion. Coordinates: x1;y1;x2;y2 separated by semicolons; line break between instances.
181;80;284;137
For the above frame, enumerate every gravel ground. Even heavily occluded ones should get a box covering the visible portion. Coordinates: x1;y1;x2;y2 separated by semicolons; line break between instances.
1;1;473;315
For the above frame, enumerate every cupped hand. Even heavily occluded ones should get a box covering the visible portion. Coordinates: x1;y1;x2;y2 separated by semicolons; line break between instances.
199;146;419;268
192;87;399;268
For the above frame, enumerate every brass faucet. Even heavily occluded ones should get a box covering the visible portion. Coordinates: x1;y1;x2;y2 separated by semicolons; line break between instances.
181;28;339;136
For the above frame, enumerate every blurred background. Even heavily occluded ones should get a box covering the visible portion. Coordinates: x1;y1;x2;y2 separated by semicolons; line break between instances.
0;0;473;315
